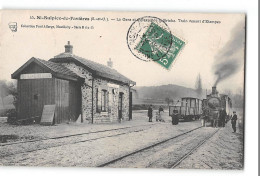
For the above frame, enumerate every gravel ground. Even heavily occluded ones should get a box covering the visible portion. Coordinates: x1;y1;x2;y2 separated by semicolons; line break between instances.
105;127;218;168
0;110;244;169
0;111;201;167
0;124;155;157
0;110;171;143
0;121;201;167
175;121;244;170
0;117;147;143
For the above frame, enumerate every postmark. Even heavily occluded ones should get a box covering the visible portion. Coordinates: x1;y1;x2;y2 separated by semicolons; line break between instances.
127;16;185;69
127;16;173;62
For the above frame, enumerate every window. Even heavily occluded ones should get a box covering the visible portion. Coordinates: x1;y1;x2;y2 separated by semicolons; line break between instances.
96;88;108;113
101;90;107;112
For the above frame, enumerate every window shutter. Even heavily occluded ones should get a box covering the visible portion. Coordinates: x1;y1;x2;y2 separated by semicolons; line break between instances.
98;90;102;112
108;91;112;113
96;88;102;113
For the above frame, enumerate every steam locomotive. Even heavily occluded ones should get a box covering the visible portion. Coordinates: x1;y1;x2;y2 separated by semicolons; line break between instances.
168;86;232;125
202;86;232;126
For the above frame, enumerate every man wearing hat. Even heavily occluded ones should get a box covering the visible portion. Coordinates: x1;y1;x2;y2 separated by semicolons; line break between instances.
148;105;153;122
231;111;238;133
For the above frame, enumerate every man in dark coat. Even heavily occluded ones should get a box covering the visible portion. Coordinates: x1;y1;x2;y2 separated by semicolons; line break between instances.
220;108;227;127
171;110;179;125
231;111;237;133
148;105;153;122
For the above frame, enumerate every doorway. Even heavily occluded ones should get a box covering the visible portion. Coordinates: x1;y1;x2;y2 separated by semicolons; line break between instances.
118;92;123;122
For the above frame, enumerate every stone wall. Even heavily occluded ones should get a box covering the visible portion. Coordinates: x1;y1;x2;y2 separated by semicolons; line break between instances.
62;62;93;123
62;62;130;123
93;78;130;123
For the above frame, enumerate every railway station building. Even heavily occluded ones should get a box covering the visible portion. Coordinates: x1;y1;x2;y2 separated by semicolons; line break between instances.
11;41;136;124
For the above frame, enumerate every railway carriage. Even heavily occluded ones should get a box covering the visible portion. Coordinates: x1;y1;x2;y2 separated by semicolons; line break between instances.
169;97;202;121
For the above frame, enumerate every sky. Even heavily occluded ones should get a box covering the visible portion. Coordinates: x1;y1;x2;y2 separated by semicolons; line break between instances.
0;10;245;93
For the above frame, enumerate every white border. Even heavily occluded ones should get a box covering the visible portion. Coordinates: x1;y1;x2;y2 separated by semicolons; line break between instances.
0;0;258;176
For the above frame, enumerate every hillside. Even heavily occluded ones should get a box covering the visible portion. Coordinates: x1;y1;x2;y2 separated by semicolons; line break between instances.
133;84;206;105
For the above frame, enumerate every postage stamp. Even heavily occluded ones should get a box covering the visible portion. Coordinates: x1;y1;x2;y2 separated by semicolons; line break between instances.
127;16;173;62
127;16;185;69
156;34;185;69
134;22;172;61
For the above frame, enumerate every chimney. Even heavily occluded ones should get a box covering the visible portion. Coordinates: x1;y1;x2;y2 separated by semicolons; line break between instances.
212;86;218;95
65;41;73;53
107;58;113;68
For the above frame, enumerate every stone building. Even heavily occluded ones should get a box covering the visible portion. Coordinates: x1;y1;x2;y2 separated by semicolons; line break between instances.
12;42;136;124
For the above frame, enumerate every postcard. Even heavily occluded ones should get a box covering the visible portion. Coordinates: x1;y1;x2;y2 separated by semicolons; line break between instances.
0;10;245;169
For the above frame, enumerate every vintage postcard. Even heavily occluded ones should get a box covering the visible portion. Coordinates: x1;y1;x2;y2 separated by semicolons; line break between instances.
0;10;245;169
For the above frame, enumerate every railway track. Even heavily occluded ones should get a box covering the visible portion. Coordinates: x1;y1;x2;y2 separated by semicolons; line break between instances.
0;124;156;157
0;123;155;147
97;127;219;168
170;128;220;168
97;126;203;167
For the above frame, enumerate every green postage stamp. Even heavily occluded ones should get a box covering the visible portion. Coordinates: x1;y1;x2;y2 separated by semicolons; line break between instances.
155;34;185;69
128;19;185;69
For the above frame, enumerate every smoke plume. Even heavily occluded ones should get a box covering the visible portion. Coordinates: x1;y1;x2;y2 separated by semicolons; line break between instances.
213;20;245;86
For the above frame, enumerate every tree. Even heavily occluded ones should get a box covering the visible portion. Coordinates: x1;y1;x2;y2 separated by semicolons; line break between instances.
0;80;17;109
195;74;203;96
7;81;18;109
0;80;9;109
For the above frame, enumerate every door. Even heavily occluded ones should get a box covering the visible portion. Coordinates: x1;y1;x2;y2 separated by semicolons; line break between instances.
118;92;123;121
129;92;132;120
18;79;54;120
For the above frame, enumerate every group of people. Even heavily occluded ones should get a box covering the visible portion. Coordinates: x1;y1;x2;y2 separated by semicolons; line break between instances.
211;109;238;133
147;105;164;122
148;105;238;133
212;108;227;128
147;105;178;125
220;109;238;133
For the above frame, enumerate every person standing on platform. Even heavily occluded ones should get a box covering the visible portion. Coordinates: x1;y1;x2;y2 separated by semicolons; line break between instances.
222;109;227;127
231;111;238;133
159;106;164;114
148;105;153;122
220;108;227;127
171;110;179;125
213;112;219;128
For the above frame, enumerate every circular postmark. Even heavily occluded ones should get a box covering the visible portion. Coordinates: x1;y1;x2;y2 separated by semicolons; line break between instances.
127;16;173;62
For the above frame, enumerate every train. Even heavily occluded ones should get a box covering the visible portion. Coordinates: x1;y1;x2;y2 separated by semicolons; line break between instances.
202;86;232;126
169;86;232;125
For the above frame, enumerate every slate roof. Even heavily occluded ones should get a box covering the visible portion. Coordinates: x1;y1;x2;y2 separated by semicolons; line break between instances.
50;52;136;85
11;57;84;81
36;58;82;78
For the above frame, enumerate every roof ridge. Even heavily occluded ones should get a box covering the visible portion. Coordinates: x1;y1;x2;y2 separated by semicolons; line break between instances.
56;52;116;71
11;57;83;81
52;52;136;85
36;57;82;78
